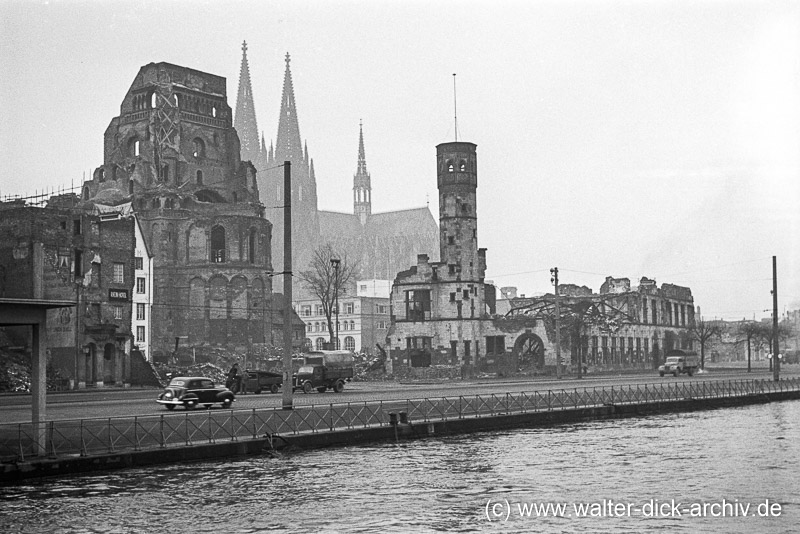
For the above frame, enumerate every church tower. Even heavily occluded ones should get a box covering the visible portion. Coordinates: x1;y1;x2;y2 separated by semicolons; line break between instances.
233;41;262;169
437;141;484;284
263;53;320;276
353;121;372;225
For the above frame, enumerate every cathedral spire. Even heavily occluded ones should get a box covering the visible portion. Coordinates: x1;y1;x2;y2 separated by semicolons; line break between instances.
234;41;260;165
274;52;304;164
353;120;372;224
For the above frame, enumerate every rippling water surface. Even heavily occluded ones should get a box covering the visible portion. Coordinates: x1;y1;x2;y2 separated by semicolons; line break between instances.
2;401;798;533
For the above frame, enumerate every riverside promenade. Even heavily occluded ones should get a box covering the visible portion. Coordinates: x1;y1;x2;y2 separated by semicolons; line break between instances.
2;377;799;483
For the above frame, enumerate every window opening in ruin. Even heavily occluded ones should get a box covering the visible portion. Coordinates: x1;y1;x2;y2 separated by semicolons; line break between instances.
405;290;431;322
150;92;157;108
73;219;81;235
196;170;203;185
129;180;134;194
448;163;454;172
73;249;83;278
248;228;256;264
133;139;140;157
460;162;466;171
83;187;89;200
210;225;226;263
192;138;205;158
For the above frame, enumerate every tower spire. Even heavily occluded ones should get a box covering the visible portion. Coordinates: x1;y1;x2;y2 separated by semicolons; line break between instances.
234;40;260;165
274;52;303;164
353;120;372;224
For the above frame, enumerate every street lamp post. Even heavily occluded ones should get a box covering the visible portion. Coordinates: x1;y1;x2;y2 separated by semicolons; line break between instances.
331;258;340;350
550;267;561;379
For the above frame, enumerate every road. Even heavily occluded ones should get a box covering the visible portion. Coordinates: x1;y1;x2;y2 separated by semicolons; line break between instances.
2;368;794;425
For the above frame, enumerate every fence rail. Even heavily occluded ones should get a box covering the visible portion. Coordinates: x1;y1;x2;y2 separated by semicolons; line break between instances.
2;378;798;463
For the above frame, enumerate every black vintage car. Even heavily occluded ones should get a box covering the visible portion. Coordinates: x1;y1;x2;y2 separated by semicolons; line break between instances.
157;376;235;410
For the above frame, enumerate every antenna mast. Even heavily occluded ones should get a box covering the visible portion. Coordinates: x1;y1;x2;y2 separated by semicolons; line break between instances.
453;73;458;142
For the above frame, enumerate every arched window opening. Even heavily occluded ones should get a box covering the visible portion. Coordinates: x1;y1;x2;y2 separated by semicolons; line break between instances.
233;192;238;202
298;184;303;202
196;170;203;185
447;161;454;173
160;163;169;182
344;336;355;351
128;180;134;194
150;92;157;108
83;186;90;200
459;161;466;172
129;138;140;157
152;198;161;209
173;94;179;107
192;138;205;158
210;225;226;263
212;106;217;118
248;228;256;264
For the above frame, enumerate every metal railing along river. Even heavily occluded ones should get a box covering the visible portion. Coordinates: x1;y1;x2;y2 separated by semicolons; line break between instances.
2;378;798;463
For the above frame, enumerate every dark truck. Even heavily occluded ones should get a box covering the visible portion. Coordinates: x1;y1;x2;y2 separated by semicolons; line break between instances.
293;350;355;394
245;370;283;394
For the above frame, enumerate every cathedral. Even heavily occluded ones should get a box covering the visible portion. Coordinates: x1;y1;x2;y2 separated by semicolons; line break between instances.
232;42;439;295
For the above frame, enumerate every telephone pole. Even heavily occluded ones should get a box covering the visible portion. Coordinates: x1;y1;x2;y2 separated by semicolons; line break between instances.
772;255;780;382
282;161;293;410
551;267;562;379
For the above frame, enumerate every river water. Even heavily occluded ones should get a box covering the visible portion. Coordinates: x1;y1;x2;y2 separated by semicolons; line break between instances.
1;401;798;533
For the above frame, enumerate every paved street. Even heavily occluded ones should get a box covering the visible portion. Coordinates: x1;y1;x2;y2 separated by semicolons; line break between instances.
2;367;796;425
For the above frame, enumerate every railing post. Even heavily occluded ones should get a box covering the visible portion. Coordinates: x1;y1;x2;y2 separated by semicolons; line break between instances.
548;390;552;411
18;424;25;462
330;403;334;431
185;413;190;446
134;416;139;451
108;418;113;453
160;414;165;448
252;408;257;439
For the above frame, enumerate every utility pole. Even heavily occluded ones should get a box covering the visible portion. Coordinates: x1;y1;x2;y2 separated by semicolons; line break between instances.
282;161;293;410
550;267;561;379
330;258;341;350
772;255;780;382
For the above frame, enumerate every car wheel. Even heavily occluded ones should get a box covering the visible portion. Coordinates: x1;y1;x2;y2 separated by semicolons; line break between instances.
165;404;175;411
222;397;233;409
302;381;313;394
333;381;344;393
270;384;279;394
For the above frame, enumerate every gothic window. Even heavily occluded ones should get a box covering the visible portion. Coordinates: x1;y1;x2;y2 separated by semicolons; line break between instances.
160;164;169;182
459;161;466;172
83;186;90;200
98;168;106;182
129;180;134;194
150;92;157;108
192;138;205;159
196;170;203;185
129;138;140;157
210;225;226;263
212;106;217;118
299;185;303;202
447;161;454;172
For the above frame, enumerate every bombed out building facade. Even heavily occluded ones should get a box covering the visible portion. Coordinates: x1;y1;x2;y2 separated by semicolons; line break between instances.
79;62;285;361
386;141;696;375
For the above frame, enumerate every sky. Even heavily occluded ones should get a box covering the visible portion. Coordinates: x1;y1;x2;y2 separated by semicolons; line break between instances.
1;0;798;321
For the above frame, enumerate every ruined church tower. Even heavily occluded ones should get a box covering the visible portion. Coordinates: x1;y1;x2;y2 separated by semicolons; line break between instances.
353;121;372;225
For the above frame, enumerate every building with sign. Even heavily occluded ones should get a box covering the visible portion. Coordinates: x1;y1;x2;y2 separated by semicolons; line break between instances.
0;201;137;386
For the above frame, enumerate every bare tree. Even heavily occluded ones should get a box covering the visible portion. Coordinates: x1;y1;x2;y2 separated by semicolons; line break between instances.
690;318;723;369
734;320;765;372
297;244;356;348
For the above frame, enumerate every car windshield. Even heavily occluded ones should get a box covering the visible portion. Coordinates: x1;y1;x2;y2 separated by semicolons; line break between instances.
168;379;187;387
297;365;315;374
665;357;681;364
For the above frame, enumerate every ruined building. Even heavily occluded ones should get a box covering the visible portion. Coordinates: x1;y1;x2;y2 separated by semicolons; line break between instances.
80;62;281;360
233;46;438;294
0;202;138;386
386;142;697;375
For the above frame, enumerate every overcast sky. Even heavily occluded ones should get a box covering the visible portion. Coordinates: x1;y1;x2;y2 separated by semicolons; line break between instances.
2;0;798;321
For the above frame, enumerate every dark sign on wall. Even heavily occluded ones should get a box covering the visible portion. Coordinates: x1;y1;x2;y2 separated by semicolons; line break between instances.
109;289;129;301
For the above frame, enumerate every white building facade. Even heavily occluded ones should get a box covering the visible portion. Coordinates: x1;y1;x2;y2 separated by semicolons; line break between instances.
132;216;154;361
